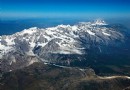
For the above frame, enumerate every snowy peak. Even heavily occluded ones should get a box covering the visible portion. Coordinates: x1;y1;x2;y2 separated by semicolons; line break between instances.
92;19;107;25
16;27;38;35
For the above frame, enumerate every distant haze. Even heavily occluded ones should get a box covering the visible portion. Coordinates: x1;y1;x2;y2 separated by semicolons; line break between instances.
0;18;130;35
0;0;130;19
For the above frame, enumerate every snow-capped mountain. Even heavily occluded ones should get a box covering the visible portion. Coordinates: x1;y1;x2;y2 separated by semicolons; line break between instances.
0;19;128;71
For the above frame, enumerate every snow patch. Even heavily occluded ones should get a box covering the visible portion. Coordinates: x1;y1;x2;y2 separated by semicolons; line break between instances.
5;38;15;45
86;30;95;36
102;32;111;36
72;26;78;31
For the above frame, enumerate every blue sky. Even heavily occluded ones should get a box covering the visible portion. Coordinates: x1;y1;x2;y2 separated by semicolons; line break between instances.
0;0;130;19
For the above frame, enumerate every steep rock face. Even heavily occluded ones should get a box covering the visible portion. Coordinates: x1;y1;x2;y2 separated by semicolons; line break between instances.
0;19;129;71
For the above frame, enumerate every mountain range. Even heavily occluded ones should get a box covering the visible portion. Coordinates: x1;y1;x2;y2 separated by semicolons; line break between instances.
0;19;130;72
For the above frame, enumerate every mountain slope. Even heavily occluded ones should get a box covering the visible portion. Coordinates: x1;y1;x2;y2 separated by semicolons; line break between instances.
1;62;130;90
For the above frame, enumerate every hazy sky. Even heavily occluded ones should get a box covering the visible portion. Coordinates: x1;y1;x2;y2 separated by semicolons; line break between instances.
0;0;130;19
